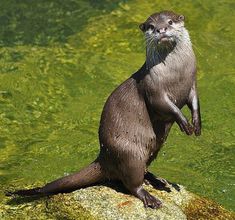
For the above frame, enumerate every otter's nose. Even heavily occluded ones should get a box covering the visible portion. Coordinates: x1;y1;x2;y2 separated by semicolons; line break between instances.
156;27;167;34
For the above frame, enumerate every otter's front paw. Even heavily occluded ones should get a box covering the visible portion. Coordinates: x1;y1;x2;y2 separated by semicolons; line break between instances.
179;121;194;135
193;117;201;136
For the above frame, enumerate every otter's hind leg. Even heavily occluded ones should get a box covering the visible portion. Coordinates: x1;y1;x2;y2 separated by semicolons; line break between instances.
119;159;162;209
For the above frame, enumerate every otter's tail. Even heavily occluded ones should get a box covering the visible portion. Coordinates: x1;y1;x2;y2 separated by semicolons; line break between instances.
6;160;104;197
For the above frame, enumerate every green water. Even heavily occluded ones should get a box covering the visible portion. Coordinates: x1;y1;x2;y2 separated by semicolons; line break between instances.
0;0;234;212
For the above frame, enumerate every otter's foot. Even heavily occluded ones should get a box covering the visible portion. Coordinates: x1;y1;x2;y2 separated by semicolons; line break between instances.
134;187;162;209
144;172;171;192
145;172;180;192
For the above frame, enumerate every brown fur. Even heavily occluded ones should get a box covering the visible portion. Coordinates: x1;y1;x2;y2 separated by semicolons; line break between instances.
7;11;201;209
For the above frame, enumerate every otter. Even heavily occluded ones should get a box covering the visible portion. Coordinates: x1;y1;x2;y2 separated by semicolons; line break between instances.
7;11;201;209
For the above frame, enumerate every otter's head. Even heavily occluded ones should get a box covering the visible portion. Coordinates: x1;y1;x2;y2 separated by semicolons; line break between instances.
139;11;186;47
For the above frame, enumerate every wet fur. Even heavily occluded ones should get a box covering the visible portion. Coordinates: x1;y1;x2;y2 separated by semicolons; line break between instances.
7;11;201;209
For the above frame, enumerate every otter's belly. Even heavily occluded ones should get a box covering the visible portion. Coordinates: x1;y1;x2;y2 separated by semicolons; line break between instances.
166;84;191;108
147;63;194;116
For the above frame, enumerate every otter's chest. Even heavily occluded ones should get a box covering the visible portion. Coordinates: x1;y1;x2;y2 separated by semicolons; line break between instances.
146;54;195;107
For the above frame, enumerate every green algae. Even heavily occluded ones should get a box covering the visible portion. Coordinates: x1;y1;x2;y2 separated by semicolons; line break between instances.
185;196;235;220
0;0;234;217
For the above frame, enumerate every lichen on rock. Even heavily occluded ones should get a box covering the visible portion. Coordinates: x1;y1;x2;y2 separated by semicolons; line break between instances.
1;183;234;220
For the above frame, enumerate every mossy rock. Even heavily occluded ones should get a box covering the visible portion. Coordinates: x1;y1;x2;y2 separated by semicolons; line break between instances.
1;184;234;219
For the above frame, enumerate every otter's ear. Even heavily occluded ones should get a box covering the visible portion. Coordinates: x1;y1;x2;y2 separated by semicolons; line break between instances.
178;15;185;21
139;23;145;32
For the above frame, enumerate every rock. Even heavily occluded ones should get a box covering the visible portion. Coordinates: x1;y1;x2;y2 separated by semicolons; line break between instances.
1;183;234;220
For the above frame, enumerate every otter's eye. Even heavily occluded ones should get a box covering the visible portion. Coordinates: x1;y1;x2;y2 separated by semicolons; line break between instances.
147;24;155;30
168;20;173;25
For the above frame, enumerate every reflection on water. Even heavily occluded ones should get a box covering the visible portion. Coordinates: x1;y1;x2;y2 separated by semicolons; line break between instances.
0;0;234;212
